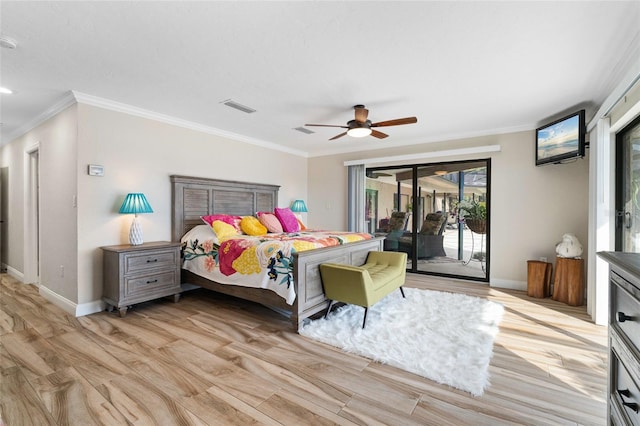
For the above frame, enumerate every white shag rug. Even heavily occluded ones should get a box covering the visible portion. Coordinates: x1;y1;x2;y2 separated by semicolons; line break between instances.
300;287;504;396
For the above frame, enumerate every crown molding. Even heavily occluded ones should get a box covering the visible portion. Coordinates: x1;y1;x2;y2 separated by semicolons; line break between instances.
71;91;308;158
3;91;77;144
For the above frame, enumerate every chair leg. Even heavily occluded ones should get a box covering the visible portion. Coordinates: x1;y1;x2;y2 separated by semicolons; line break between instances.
325;300;335;319
399;286;406;298
362;307;368;329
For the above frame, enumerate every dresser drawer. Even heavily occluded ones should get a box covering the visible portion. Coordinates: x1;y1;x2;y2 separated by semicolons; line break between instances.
124;271;179;299
611;272;640;354
611;344;640;426
124;249;178;274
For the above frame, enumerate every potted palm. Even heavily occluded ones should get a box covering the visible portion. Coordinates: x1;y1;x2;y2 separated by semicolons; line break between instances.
458;200;487;234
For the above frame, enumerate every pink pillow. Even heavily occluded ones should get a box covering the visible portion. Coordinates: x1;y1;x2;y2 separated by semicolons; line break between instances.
201;214;242;232
274;207;300;233
258;212;283;233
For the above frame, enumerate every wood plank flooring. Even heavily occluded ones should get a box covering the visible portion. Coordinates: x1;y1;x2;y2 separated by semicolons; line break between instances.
0;272;607;425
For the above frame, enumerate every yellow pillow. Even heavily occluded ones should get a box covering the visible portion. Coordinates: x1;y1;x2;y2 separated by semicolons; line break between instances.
211;220;239;241
240;216;268;236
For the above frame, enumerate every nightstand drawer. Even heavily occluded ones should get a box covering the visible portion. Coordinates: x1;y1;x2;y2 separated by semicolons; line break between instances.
124;249;178;274
124;271;179;298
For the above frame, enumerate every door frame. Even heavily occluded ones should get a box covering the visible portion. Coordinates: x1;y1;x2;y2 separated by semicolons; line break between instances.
614;114;640;251
23;143;40;285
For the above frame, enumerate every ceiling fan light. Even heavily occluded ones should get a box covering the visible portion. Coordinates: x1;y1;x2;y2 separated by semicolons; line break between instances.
347;127;372;138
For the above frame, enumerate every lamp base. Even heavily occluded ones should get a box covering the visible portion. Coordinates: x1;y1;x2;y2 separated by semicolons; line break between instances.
129;216;144;245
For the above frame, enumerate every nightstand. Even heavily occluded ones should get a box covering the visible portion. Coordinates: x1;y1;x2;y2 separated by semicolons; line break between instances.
101;241;182;317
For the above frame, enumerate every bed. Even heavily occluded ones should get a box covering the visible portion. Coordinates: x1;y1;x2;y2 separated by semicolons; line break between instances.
170;175;385;331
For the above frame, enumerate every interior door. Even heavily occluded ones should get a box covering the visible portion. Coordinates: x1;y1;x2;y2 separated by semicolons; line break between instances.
616;115;640;252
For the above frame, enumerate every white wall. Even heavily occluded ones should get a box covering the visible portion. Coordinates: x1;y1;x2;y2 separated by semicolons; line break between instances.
309;131;589;289
40;106;79;302
1;105;79;302
2;102;308;313
76;103;308;305
1;133;27;275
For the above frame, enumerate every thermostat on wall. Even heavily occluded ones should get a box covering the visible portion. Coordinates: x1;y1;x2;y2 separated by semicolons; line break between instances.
88;164;104;176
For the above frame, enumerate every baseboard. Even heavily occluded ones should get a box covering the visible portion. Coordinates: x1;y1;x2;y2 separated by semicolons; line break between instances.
39;285;105;317
490;278;527;292
5;265;25;282
76;299;105;316
39;285;77;316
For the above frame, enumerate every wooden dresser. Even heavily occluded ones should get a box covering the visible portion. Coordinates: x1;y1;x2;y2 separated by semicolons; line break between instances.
101;241;182;317
598;252;640;425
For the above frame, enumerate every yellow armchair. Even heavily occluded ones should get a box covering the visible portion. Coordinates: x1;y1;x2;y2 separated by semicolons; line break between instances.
319;251;407;328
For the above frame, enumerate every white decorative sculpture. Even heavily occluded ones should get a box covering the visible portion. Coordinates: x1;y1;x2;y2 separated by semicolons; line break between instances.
556;233;583;258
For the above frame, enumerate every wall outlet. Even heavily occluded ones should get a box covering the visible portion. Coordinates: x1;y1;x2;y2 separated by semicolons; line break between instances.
60;265;64;278
539;256;547;263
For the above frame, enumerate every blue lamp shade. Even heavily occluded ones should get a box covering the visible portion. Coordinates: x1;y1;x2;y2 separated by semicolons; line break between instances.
119;193;153;215
119;193;153;245
290;199;308;213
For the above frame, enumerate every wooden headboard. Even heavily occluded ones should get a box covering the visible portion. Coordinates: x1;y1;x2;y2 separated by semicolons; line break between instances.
170;175;280;242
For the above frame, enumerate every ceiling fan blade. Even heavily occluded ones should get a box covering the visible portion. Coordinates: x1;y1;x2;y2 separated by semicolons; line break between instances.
354;106;369;123
329;131;348;141
371;129;389;139
305;123;348;128
371;117;418;127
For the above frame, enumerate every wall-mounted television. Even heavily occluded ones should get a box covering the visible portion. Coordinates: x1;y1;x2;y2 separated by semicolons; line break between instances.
535;109;586;166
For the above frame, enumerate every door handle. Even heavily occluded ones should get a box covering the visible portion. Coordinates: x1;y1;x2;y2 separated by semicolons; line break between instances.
625;212;632;229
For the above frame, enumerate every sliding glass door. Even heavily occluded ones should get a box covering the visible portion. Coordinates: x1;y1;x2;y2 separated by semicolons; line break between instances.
616;116;640;252
365;159;490;282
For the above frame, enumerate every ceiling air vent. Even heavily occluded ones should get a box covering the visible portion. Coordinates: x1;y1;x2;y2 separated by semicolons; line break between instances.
294;127;314;134
221;99;256;114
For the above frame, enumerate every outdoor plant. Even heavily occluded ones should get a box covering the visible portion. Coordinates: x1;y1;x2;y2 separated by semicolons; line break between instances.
458;199;487;220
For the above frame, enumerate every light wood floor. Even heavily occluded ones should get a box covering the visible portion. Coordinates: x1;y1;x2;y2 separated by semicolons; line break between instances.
0;272;607;425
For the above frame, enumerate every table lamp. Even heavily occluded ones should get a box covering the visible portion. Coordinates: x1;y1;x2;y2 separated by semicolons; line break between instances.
290;199;308;215
119;193;153;245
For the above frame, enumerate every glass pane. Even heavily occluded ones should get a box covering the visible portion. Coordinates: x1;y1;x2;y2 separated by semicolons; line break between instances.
620;119;640;252
415;165;487;279
366;168;412;267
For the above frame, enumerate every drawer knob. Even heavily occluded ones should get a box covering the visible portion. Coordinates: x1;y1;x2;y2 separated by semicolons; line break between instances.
146;258;158;263
617;312;634;323
146;279;158;284
623;402;639;413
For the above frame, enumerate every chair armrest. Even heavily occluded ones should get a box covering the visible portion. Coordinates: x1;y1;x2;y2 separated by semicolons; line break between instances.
319;263;374;305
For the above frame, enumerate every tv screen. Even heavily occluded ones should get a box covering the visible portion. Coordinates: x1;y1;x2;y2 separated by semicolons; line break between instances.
535;109;585;166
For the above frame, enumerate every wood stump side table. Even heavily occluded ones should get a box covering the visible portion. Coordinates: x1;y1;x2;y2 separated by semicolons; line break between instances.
552;257;584;306
527;260;552;298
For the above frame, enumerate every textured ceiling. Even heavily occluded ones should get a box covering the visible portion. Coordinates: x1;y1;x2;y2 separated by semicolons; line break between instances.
1;1;639;157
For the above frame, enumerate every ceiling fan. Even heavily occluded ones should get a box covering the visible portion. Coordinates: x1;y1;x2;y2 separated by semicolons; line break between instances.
305;105;417;140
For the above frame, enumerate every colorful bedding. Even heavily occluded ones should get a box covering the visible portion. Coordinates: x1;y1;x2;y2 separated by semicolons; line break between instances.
181;225;372;305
